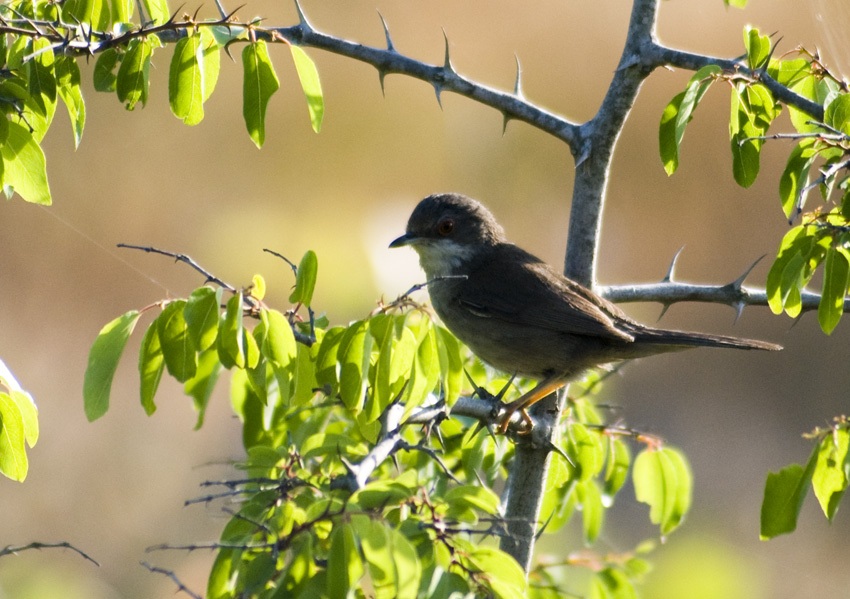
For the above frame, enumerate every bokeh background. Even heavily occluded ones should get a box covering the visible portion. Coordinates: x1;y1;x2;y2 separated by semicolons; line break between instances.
1;0;849;597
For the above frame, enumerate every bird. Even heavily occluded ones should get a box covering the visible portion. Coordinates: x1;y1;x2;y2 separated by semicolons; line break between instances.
389;192;781;433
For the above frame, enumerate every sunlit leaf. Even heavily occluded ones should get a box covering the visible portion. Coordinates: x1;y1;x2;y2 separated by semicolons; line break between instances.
242;41;280;148
289;45;324;132
83;310;141;421
760;449;816;539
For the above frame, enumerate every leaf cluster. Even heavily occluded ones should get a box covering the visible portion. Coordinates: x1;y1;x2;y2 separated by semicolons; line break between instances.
0;358;38;481
82;250;694;597
0;0;324;205
661;27;850;334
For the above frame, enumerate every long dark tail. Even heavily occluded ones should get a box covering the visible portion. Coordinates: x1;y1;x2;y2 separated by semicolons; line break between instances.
633;327;782;351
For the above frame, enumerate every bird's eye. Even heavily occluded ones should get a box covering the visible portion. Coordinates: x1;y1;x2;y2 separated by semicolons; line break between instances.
437;218;454;236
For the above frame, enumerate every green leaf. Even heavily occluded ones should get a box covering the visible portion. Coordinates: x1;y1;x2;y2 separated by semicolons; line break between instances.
604;437;631;499
435;326;463;405
370;322;416;423
591;568;638;599
767;58;811;88
760;449;817;539
766;225;808;313
659;65;720;175
142;0;169;25
337;320;371;413
93;48;120;92
83;310;141;421
818;246;849;334
779;141;817;220
568;422;604;482
464;546;527;599
117;37;153;110
242;41;280;148
825;93;850;136
63;0;110;30
27;37;57;129
157;300;198;382
0;392;27;481
257;309;297;367
169;34;205;125
110;0;133;24
724;0;747;8
578;478;604;545
812;428;850;520
55;56;86;148
289;250;318;307
138;322;164;415
327;523;363;599
200;28;221;103
289;45;324;133
744;26;771;70
387;528;420;599
184;286;222;351
185;348;222;429
0;360;38;449
444;485;501;522
1;121;51;205
218;293;246;369
633;447;692;535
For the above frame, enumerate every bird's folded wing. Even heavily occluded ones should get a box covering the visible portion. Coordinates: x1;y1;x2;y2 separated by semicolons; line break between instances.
457;249;635;342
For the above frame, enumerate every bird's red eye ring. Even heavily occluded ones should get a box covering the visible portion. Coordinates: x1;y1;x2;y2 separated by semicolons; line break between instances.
437;218;454;236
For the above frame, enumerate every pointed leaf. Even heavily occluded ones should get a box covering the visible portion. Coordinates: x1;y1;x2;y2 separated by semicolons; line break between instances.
818;246;849;334
169;34;205;125
157;300;198;382
1;122;51;205
138;321;164;415
184;347;222;429
84;310;141;421
760;449;817;539
117;37;152;110
289;45;324;132
0;392;27;481
812;429;850;521
184;286;222;351
55;56;85;147
242;41;280;148
289;249;318;307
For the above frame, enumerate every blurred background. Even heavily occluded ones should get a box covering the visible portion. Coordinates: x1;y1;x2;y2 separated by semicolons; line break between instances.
1;0;849;597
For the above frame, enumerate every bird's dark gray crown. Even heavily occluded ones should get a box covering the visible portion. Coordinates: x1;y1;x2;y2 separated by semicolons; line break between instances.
406;193;506;246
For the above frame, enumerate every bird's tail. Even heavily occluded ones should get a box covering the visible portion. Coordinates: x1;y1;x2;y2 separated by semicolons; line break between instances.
633;328;782;351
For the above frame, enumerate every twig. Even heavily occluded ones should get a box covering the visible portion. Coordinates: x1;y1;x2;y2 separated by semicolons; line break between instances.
0;541;99;566
140;562;202;599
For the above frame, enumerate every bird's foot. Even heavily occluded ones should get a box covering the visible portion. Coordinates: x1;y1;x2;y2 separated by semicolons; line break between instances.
496;405;533;435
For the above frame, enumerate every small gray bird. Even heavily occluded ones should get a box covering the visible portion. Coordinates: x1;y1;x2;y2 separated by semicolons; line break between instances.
390;193;781;432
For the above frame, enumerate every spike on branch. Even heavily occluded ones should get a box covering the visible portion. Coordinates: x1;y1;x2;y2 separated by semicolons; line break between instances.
663;246;685;283
377;11;395;52
442;28;455;75
293;0;313;34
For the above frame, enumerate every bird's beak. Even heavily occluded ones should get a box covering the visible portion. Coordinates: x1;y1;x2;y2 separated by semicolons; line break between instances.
389;233;417;248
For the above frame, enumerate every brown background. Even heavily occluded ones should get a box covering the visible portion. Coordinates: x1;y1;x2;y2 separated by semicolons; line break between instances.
1;1;849;597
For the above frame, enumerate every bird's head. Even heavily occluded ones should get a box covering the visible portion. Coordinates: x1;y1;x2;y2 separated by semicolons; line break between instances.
389;193;505;277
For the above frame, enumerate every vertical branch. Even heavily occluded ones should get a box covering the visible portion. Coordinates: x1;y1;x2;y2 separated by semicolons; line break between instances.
566;0;660;287
499;0;662;576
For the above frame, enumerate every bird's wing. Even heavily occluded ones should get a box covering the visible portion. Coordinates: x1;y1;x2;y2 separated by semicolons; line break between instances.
455;245;635;342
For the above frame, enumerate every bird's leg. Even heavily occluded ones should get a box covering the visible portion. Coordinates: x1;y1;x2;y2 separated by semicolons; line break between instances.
496;374;566;434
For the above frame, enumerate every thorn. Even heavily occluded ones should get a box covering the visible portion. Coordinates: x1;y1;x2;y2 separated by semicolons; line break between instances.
293;0;313;33
494;373;517;401
442;28;455;75
377;11;395;52
513;54;523;97
502;112;510;136
657;302;673;322
434;84;443;109
732;301;745;324
378;70;387;96
546;440;575;468
663;246;685;282
731;255;765;290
